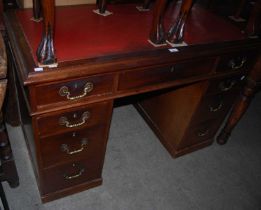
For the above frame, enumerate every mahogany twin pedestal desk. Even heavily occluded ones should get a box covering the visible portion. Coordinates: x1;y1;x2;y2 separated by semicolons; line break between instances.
4;4;261;202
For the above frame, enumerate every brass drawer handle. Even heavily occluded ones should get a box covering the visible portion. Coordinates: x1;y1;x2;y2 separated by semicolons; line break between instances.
197;129;209;137
209;101;223;112
219;80;236;92
59;111;90;128
60;138;88;155
59;82;94;100
229;58;246;70
64;163;85;180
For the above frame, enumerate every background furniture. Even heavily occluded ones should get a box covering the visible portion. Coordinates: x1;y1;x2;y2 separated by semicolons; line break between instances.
0;27;19;210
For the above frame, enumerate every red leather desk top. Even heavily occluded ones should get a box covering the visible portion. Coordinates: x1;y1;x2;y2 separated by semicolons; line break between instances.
16;4;245;64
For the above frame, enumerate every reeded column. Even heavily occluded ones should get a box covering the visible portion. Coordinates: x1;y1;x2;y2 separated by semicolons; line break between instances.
217;54;261;145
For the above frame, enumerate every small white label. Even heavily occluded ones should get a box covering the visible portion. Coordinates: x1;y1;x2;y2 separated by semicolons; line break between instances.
168;48;179;53
34;67;43;72
240;75;246;80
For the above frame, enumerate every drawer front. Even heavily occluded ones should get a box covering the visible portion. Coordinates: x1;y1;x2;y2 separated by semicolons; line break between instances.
179;119;221;149
41;159;102;194
192;92;238;124
34;74;115;108
36;101;112;136
206;74;245;95
40;124;107;169
118;58;215;90
216;51;256;72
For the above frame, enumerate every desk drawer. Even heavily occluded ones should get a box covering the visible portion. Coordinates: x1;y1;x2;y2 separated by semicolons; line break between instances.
40;124;107;169
179;119;220;149
206;74;245;95
118;58;215;90
34;74;115;108
216;51;256;72
41;158;102;194
36;101;112;137
192;92;237;124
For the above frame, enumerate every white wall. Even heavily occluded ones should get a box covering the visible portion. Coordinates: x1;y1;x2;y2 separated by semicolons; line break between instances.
22;0;96;8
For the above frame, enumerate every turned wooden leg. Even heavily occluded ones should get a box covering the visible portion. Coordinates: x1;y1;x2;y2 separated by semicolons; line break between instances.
98;0;107;14
32;0;42;21
167;0;194;44
205;0;215;9
149;0;168;45
0;127;19;188
142;0;152;9
36;0;57;66
217;54;261;145
233;0;246;20
245;0;261;38
217;80;255;144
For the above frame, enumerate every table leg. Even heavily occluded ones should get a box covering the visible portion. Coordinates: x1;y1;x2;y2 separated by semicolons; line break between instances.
149;0;168;45
245;0;261;38
217;54;261;145
216;79;255;144
98;0;107;14
5;49;20;126
142;0;152;9
36;0;56;66
233;0;246;20
167;0;194;44
32;0;42;22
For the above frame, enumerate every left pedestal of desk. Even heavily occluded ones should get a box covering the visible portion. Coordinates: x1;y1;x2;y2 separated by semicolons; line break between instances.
8;58;114;202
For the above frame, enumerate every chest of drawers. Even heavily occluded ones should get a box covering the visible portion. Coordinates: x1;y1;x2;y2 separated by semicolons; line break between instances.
4;4;261;202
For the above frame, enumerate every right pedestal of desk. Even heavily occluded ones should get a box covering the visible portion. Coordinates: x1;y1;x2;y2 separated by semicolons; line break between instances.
137;73;245;157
